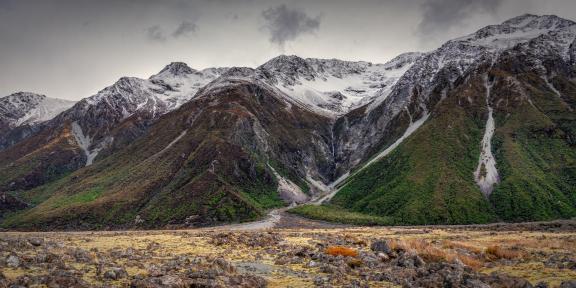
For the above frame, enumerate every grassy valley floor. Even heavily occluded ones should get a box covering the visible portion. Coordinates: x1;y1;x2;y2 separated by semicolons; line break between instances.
0;217;575;287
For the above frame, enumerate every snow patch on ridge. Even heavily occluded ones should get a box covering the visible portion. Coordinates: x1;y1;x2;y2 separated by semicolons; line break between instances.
474;76;500;197
14;97;75;126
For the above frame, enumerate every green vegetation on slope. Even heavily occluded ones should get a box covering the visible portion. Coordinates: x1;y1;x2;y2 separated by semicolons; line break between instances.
289;204;394;226
331;78;496;225
489;73;576;221
328;69;576;225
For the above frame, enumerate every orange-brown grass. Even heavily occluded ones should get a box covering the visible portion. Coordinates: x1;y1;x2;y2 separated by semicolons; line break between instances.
388;239;484;269
485;245;524;260
325;246;358;257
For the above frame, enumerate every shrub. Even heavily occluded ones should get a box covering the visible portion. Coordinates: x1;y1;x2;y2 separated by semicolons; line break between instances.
325;246;358;257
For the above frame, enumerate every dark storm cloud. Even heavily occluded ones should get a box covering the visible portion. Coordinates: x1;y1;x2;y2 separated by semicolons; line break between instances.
146;25;167;42
418;0;504;35
262;4;320;46
172;21;197;38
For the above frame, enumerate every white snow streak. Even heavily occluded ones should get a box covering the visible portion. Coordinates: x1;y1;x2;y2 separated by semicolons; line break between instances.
474;76;500;197
363;112;430;169
314;111;429;205
71;121;100;166
156;130;188;156
543;76;561;97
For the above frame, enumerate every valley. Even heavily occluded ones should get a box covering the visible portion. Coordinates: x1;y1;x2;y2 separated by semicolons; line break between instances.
0;11;574;251
1;218;575;287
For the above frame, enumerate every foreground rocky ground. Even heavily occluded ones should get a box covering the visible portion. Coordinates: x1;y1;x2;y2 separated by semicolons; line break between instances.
0;217;575;287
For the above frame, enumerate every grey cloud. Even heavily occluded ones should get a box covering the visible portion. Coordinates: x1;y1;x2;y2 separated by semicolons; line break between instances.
418;0;503;36
147;20;197;41
146;25;167;42
172;21;197;38
262;4;320;47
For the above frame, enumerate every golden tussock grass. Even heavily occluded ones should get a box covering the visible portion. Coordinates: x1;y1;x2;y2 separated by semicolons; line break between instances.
387;239;484;269
485;245;524;260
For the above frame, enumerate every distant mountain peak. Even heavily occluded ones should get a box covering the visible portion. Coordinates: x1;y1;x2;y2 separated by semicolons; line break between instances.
501;14;574;28
2;92;46;103
0;92;75;128
454;14;576;50
151;62;196;79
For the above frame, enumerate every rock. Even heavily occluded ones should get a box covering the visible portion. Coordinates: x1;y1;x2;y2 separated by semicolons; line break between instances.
560;280;576;288
28;238;44;247
347;258;363;268
148;265;164;277
305;260;318;268
73;248;93;263
413;255;425;268
214;257;236;273
103;267;128;280
370;240;392;255
377;252;390;261
482;272;534;288
320;264;337;274
6;255;20;267
392;252;425;269
274;258;288;265
159;275;185;286
46;269;90;287
228;274;267;288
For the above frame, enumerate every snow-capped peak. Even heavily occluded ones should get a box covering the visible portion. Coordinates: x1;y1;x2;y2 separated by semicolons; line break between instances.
381;14;576;116
150;62;197;79
76;62;229;119
0;92;75;127
148;63;228;109
382;52;425;70
254;54;422;117
452;14;576;52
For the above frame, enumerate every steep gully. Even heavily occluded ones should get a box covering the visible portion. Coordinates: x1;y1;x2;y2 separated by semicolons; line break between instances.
228;75;503;230
224;112;433;230
473;75;500;198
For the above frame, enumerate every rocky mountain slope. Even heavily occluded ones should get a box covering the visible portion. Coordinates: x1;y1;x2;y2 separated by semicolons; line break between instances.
327;14;576;224
0;92;75;149
3;77;335;229
0;63;228;192
1;14;575;229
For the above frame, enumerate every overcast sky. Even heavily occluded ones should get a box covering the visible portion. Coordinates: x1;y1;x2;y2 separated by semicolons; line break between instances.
1;0;576;100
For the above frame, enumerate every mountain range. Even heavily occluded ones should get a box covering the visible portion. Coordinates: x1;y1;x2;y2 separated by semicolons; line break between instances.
0;14;575;230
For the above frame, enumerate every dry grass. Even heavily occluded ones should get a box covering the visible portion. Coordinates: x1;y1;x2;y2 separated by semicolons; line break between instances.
485;245;524;260
443;241;484;254
504;236;576;252
387;239;484;269
2;226;575;286
325;246;358;257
